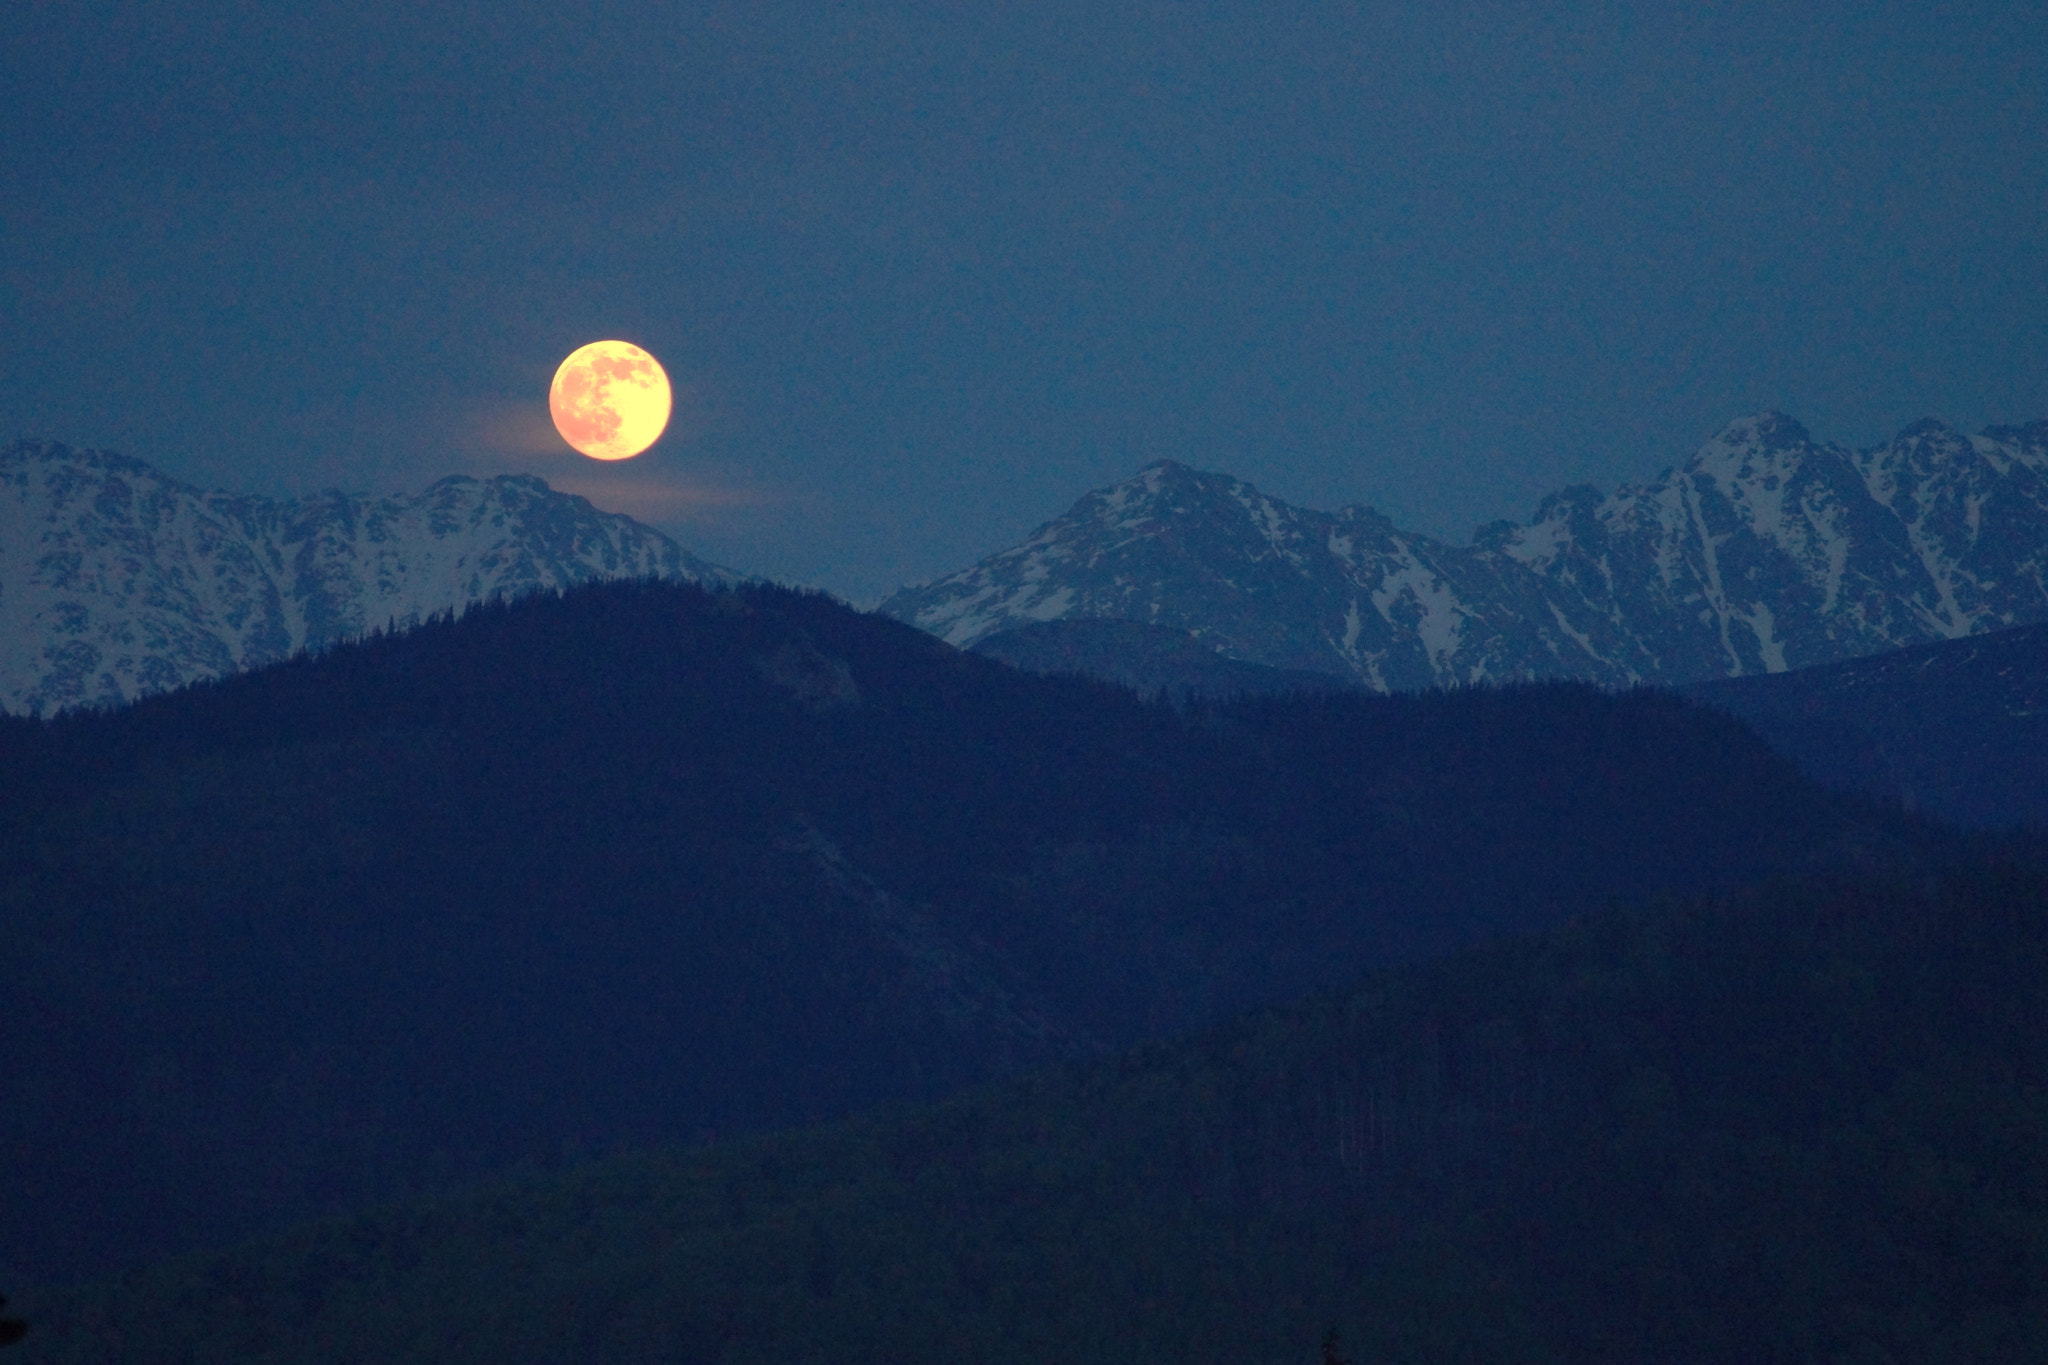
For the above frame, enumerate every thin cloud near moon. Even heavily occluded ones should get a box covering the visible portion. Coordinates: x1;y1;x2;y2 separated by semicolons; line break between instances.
458;407;772;522
474;401;575;458
456;361;770;523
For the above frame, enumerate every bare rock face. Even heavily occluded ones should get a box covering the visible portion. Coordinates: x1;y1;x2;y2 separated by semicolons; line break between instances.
0;441;740;714
881;413;2048;690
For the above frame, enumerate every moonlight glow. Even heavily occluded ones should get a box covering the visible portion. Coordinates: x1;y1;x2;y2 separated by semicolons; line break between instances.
549;340;672;460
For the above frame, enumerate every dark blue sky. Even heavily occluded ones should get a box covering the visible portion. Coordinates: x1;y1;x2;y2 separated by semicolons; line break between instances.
4;1;2043;602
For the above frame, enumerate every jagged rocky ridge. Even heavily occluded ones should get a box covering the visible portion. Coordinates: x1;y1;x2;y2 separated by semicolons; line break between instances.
0;440;739;714
882;413;2048;689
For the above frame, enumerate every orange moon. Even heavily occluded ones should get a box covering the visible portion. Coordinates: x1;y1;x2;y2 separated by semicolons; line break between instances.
549;340;672;460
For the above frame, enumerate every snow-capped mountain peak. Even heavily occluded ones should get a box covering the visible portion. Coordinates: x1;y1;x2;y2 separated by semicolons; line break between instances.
0;441;740;714
881;413;2048;690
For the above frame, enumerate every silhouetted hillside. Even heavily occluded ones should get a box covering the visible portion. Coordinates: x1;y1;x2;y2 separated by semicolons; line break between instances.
20;862;2048;1364
0;579;1939;1282
970;619;1356;700
969;615;2048;831
1684;621;2048;830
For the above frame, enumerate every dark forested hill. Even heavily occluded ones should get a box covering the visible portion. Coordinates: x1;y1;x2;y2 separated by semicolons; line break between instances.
969;618;1357;700
1683;620;2048;830
19;862;2048;1364
976;616;2048;831
0;580;1939;1283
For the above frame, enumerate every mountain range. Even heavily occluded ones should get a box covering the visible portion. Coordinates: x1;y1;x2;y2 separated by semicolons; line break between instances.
6;416;2047;1358
10;410;2045;714
882;412;2048;690
0;440;738;715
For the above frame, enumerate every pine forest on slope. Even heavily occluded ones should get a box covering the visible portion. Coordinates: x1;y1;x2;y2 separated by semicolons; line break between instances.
5;412;2045;1360
0;579;1943;1284
19;861;2048;1365
1681;620;2048;831
969;616;2048;833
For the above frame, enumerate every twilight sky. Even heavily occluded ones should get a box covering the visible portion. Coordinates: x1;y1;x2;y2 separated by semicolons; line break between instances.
4;1;2043;604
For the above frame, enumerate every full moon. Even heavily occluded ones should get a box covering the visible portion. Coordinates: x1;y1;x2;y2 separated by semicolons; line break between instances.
549;340;672;460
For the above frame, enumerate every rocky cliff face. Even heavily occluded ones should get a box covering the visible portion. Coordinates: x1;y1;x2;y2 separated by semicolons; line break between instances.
0;441;738;714
881;413;2048;690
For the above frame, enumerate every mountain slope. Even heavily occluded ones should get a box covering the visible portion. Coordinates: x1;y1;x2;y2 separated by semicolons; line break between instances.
0;579;1932;1283
0;440;739;714
969;618;1357;700
983;617;2048;832
1684;620;2048;830
22;862;2048;1365
881;413;2048;689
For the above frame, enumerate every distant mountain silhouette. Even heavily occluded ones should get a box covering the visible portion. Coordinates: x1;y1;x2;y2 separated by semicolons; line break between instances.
1684;620;2048;830
0;578;1941;1282
971;618;1355;700
976;617;2048;832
